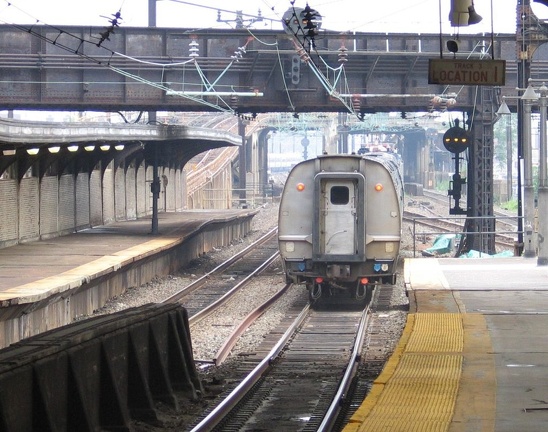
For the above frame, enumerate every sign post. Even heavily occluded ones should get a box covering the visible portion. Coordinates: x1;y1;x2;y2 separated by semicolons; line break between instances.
428;59;506;86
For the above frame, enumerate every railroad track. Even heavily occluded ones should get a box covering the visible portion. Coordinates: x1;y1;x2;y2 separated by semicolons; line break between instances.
185;280;403;432
188;303;371;432
422;189;518;229
163;227;280;321
407;189;519;252
404;210;515;250
157;221;400;431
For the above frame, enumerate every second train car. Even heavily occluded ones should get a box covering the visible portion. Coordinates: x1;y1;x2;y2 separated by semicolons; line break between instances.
278;152;404;304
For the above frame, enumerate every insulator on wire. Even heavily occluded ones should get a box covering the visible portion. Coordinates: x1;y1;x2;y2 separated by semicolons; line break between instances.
230;46;247;62
230;94;239;109
189;40;199;58
296;46;310;63
338;45;348;63
429;96;457;112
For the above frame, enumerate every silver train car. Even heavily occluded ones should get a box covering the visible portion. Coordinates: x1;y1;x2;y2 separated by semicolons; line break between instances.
278;152;403;304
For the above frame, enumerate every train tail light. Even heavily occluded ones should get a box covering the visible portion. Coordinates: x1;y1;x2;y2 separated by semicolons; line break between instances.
360;277;369;285
315;277;323;284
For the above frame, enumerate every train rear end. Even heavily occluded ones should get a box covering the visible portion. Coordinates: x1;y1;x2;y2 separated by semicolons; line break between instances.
278;153;402;305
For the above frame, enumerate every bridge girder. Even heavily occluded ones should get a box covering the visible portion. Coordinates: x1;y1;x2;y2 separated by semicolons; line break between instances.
0;26;537;115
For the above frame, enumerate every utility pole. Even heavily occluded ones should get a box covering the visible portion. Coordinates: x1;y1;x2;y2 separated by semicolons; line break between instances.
149;0;159;234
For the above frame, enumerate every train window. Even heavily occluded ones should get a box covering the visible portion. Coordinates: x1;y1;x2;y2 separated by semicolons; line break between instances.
330;186;349;205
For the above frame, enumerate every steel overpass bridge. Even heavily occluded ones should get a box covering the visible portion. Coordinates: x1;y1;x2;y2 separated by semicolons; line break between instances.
0;26;541;115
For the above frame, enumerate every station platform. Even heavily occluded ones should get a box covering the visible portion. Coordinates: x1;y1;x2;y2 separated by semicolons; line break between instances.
344;257;548;432
0;209;257;349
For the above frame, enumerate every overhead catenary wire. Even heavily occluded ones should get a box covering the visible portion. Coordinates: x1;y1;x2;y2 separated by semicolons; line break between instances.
0;0;252;115
245;23;296;112
282;4;359;118
275;43;297;112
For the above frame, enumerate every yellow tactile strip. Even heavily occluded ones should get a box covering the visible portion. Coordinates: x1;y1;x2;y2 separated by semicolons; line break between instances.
344;313;465;432
406;313;463;353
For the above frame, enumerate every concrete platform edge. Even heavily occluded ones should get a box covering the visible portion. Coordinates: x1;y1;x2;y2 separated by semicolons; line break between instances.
0;211;255;350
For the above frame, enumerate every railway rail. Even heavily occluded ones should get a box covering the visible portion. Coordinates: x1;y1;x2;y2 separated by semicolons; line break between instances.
404;210;516;253
163;227;279;320
406;189;519;255
422;189;519;230
189;303;371;432
184;278;404;432
213;282;292;366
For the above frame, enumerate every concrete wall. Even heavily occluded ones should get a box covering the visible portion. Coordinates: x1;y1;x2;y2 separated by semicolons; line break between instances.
0;304;203;431
0;148;249;348
0;159;190;249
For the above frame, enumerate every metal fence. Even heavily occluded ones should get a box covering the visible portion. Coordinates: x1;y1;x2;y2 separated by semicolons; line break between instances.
200;182;276;209
409;215;522;258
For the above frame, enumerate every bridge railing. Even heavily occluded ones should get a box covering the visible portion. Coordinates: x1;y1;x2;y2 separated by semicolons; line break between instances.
194;182;276;209
186;147;239;209
230;182;276;208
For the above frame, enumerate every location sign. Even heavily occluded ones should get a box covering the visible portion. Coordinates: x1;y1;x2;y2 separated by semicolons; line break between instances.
428;59;506;86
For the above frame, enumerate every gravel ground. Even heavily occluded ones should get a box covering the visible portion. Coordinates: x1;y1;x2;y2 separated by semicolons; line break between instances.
91;195;427;365
91;195;436;431
90;190;518;431
91;202;294;361
92;202;281;316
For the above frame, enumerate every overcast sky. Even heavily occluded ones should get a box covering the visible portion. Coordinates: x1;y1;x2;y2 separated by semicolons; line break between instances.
0;0;539;35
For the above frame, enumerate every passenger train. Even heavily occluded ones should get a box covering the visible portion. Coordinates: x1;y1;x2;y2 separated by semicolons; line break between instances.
278;152;404;305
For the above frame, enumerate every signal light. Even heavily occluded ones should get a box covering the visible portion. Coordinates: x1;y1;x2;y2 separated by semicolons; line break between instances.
315;277;323;283
449;0;482;26
296;183;305;191
442;118;469;154
291;55;300;85
443;123;470;153
374;183;383;192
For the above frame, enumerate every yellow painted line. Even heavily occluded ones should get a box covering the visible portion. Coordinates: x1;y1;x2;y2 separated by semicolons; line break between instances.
344;313;465;432
404;258;450;290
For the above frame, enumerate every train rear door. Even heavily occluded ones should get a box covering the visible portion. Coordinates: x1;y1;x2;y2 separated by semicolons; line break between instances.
313;173;365;260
